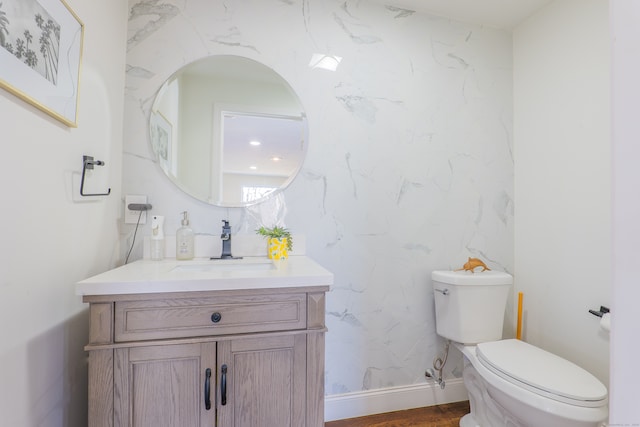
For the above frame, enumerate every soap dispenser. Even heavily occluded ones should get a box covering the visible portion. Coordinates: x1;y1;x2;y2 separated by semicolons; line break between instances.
150;215;165;260
176;211;195;260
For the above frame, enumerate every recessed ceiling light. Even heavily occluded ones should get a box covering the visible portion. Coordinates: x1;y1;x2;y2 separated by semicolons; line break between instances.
271;156;282;161
249;166;257;170
249;140;261;146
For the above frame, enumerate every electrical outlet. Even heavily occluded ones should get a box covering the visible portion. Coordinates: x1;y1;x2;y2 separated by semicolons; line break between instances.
125;195;149;224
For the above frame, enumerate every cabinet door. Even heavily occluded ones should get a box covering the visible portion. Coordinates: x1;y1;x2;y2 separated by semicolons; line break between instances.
114;342;217;427
217;334;306;427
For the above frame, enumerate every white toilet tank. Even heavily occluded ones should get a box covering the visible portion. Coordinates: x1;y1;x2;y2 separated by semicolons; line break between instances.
432;270;513;344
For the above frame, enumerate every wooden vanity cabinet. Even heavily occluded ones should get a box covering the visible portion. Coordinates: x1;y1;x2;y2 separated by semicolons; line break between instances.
113;342;217;426
84;287;328;427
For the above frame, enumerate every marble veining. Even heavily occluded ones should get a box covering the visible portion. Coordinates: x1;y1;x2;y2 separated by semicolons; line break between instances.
122;0;513;396
332;13;382;45
125;64;155;79
385;5;415;19
128;0;180;49
211;26;260;52
335;93;379;124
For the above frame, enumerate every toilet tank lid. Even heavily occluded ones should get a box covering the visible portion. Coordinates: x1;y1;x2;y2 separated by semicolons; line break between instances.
431;270;513;285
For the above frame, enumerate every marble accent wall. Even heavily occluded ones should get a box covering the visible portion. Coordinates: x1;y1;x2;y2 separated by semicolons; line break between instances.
122;0;513;395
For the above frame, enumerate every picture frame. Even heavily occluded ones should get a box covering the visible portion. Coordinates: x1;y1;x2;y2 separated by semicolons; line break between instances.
150;110;173;175
0;0;84;127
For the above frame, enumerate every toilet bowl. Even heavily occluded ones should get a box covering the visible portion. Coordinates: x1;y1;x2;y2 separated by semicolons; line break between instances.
458;340;607;427
432;270;608;427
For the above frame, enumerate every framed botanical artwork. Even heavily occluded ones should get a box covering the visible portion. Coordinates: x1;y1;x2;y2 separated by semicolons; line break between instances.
150;110;173;175
0;0;84;127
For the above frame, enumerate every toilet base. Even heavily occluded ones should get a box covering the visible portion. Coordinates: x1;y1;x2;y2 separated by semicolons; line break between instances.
459;414;480;427
463;359;526;426
459;345;608;427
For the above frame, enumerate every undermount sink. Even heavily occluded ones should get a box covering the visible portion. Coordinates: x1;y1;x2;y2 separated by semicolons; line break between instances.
171;258;276;273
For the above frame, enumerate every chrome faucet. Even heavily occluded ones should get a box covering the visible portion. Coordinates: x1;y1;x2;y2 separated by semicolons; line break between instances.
220;220;233;259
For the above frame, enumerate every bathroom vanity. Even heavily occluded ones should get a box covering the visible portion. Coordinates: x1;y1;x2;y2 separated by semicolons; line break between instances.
76;256;332;427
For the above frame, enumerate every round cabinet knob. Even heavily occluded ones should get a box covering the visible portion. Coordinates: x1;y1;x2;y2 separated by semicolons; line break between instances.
211;312;222;323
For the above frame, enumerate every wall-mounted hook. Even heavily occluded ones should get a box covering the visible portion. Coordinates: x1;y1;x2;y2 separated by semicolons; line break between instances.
80;155;111;197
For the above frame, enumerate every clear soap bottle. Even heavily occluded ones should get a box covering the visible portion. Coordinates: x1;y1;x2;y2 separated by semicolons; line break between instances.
176;211;195;260
150;215;165;260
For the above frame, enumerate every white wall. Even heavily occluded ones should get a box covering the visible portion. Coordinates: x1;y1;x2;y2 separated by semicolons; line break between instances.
122;0;513;401
0;0;127;425
610;1;640;423
513;0;611;384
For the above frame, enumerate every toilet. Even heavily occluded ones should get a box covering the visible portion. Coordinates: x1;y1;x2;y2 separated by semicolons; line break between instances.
432;270;608;427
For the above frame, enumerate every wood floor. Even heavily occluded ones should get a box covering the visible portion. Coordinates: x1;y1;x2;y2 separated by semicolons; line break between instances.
325;401;470;427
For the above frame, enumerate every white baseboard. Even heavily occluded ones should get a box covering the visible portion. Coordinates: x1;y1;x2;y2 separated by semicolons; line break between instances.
324;378;469;422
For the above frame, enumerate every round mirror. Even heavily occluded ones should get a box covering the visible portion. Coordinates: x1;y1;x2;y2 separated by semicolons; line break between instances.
150;55;308;207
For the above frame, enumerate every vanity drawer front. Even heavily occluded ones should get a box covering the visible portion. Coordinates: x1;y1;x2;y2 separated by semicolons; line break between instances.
114;294;307;342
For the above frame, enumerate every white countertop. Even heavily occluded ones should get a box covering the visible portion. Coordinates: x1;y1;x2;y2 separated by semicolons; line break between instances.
76;256;334;296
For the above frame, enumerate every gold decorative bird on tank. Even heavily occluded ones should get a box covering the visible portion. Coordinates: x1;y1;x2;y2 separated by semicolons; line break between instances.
456;257;490;273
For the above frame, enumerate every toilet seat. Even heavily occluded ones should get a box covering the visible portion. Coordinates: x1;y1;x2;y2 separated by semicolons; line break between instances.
476;339;608;408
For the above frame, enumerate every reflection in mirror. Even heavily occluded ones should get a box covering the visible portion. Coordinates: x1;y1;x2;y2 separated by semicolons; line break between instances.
150;55;307;207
